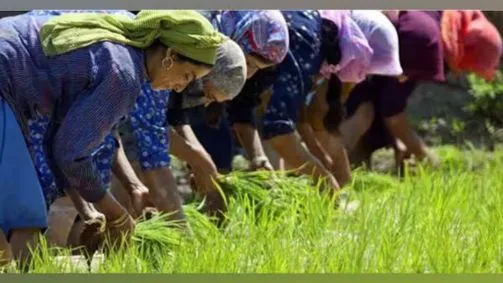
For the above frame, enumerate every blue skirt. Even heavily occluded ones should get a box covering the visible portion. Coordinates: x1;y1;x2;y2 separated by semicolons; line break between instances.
0;99;47;236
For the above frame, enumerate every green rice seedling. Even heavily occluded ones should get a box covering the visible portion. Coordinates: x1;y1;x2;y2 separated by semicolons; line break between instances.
9;146;503;273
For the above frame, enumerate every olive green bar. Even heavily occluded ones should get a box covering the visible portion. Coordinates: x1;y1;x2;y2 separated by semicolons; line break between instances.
2;274;503;283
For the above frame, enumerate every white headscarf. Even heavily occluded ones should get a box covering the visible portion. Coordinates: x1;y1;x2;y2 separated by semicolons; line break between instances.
350;10;403;76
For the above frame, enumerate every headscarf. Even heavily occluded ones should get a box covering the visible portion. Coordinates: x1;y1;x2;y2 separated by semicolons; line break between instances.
395;11;445;82
181;39;247;108
203;10;289;64
441;10;502;81
39;10;226;65
350;10;403;77
204;39;247;99
318;10;373;83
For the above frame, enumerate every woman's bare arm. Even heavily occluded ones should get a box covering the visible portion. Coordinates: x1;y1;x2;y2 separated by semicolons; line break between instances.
267;132;340;192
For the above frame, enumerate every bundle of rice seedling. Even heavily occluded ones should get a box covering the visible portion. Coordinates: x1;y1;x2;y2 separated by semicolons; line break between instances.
131;169;340;265
216;170;277;198
132;210;187;270
131;202;218;269
214;170;329;224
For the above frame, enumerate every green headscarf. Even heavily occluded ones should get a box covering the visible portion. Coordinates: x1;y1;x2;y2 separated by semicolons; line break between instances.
39;10;226;65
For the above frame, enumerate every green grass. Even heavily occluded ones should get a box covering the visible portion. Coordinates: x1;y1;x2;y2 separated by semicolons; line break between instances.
9;146;503;273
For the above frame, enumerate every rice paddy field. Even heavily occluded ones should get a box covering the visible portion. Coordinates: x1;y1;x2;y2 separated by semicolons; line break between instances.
3;145;503;273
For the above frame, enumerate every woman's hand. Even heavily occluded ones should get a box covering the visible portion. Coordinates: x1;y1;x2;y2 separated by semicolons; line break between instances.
111;136;153;218
233;123;274;171
190;166;219;195
79;214;106;263
128;183;152;218
249;155;274;171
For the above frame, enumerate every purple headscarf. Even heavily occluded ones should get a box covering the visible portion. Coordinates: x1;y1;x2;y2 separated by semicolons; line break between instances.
204;10;290;64
395;11;445;82
318;10;373;83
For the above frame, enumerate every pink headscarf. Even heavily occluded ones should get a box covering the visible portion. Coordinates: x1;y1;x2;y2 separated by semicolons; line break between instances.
318;10;373;83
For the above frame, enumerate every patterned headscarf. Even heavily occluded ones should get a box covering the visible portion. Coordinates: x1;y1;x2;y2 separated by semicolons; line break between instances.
202;10;289;64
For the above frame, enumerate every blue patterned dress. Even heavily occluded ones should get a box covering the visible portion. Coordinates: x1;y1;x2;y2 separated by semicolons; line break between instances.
260;10;324;140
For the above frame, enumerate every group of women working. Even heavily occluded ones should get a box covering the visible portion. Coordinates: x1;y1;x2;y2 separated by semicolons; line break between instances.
0;9;501;268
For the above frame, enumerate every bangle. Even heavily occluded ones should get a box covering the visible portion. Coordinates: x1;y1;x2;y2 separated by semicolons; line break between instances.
108;213;130;228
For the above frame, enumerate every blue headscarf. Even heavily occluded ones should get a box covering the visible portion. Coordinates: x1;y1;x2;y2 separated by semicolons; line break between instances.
201;10;289;64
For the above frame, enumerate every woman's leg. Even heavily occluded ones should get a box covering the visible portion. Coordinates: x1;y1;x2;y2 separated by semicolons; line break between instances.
393;138;411;176
348;140;374;170
384;112;437;164
339;102;375;152
374;77;439;167
9;228;41;269
339;78;381;153
303;77;352;187
45;197;80;248
0;231;12;267
298;120;351;187
313;130;352;187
